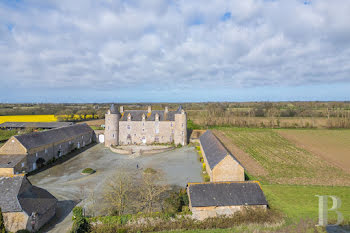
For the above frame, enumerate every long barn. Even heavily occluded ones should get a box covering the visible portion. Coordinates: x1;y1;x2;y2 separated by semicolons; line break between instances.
199;130;245;182
0;124;95;175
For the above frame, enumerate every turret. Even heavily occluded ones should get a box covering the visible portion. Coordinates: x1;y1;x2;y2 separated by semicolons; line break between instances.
174;105;187;146
104;104;120;147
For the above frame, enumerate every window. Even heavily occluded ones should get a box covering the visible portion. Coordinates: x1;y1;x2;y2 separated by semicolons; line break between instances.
172;129;174;134
127;125;131;130
21;162;25;168
155;137;159;142
108;126;110;130
142;122;145;126
142;128;145;132
171;122;173;127
82;135;84;139
182;131;184;136
155;127;159;134
36;152;38;157
182;123;184;128
59;145;62;149
69;141;71;145
45;149;48;154
113;134;115;138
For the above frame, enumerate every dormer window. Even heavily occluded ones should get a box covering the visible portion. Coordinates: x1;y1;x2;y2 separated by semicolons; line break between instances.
127;113;131;121
142;114;146;120
155;113;159;121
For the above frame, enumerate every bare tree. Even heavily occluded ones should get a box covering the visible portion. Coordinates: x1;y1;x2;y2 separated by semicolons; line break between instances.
103;172;133;215
140;170;169;213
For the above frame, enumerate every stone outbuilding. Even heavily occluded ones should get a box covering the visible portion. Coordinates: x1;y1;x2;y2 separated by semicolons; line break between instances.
0;124;95;175
187;181;268;220
199;130;245;182
0;175;57;232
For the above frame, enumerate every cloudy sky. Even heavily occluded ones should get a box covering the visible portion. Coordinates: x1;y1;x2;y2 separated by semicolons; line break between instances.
1;0;350;103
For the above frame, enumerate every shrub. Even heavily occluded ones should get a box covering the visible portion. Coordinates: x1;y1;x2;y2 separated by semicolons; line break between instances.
176;143;183;148
143;168;157;174
204;173;210;182
202;163;206;171
81;168;95;174
0;208;5;233
71;207;90;233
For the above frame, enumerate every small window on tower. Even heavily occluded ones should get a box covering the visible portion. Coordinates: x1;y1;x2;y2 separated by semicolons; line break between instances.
127;125;131;130
113;134;115;138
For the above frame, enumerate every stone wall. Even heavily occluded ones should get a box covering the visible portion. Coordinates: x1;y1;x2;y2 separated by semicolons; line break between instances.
190;205;267;220
212;155;245;182
105;112;119;146
174;112;187;145
3;211;29;233
26;131;95;172
119;121;174;145
0;137;27;155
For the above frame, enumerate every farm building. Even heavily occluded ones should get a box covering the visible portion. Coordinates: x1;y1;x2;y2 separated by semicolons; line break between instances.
0;122;73;130
0;175;57;232
187;181;268;220
0;124;95;175
199;130;245;182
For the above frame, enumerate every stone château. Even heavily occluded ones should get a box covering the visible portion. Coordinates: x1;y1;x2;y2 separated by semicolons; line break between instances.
105;104;187;146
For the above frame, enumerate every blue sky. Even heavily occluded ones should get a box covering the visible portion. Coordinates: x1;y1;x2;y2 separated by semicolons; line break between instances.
0;0;350;103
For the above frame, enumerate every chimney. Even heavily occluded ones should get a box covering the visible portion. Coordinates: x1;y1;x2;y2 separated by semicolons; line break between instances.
120;106;124;113
148;105;152;113
165;106;168;113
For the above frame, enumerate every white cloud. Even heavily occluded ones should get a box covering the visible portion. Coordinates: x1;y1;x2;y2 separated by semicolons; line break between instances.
0;0;350;96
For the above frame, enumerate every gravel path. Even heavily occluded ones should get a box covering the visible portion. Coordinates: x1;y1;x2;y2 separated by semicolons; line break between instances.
28;143;202;233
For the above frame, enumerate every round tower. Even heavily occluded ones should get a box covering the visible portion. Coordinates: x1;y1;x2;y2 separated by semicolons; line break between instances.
104;104;120;147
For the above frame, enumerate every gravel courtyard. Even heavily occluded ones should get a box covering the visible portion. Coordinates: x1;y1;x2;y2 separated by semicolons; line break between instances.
28;143;202;233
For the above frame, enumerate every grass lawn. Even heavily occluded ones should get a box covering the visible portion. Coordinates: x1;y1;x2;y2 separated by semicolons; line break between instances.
262;184;350;223
0;129;17;141
215;127;350;186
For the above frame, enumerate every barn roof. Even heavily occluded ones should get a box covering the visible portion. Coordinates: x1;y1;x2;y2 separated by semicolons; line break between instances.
0;122;73;129
199;130;241;170
187;181;268;207
14;124;93;150
0;176;57;214
0;154;26;168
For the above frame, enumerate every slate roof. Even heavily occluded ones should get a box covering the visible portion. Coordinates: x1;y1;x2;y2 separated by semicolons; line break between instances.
0;122;74;129
109;104;121;115
199;130;241;170
0;176;57;214
0;154;26;168
14;123;93;150
188;182;268;207
120;110;178;121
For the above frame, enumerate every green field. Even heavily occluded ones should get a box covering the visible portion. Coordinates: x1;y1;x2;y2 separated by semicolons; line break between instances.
215;127;350;186
0;129;17;142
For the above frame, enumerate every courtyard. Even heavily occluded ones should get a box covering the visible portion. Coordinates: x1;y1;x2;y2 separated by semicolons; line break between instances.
28;143;202;233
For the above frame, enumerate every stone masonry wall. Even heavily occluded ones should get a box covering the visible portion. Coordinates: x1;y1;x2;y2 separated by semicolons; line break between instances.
212;155;245;182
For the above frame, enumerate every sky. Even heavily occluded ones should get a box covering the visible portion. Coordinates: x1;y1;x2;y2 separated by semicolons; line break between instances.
0;0;350;103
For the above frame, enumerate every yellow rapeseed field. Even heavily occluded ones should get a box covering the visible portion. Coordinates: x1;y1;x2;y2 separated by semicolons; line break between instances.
0;115;57;124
